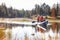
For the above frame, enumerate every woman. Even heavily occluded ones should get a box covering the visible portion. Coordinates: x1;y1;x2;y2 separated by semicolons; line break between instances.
37;15;48;31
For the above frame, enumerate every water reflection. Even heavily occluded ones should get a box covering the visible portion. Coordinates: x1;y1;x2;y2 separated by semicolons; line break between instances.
10;26;50;40
0;24;59;40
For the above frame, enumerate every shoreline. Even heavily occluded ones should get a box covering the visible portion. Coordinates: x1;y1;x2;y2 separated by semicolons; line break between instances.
0;18;60;23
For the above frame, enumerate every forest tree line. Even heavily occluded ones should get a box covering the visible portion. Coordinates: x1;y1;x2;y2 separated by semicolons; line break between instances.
0;3;60;18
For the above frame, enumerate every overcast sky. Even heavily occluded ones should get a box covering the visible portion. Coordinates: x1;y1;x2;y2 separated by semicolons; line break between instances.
0;0;60;10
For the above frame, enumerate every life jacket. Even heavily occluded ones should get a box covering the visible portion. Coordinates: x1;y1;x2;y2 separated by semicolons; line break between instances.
37;16;44;22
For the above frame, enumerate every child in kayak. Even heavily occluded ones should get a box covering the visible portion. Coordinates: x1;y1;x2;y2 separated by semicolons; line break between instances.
37;15;48;31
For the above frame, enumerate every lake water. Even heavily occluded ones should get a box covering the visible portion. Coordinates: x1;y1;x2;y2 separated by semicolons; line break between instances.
4;26;58;40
